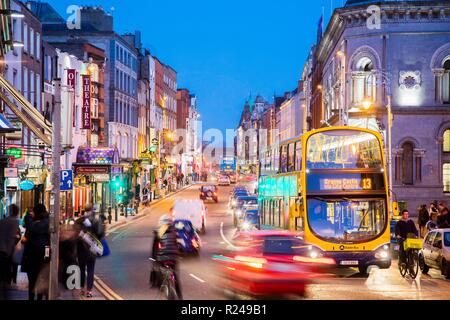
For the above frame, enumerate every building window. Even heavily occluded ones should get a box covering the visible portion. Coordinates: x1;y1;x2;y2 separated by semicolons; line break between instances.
444;129;450;152
402;142;414;185
443;59;450;104
36;32;41;60
352;57;376;105
30;28;34;57
23;23;28;53
444;164;450;193
36;74;41;111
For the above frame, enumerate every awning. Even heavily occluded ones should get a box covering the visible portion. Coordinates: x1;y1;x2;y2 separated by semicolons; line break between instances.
0;113;19;133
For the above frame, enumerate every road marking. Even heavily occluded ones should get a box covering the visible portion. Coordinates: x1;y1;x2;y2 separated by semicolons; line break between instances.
220;222;237;249
94;275;124;300
190;274;206;283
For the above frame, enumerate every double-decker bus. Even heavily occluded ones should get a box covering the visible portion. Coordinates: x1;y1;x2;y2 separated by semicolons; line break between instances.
258;127;391;273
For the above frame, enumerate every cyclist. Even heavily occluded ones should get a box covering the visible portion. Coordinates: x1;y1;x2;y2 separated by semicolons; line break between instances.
150;213;183;299
395;209;418;265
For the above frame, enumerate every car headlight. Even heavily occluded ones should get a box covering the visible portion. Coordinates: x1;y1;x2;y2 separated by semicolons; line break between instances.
242;222;251;230
232;200;237;205
236;210;242;217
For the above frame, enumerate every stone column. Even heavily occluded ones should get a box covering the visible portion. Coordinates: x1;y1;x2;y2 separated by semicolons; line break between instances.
433;68;445;104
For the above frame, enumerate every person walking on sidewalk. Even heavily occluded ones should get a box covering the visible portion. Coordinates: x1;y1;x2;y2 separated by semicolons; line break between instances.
21;204;50;300
76;203;105;298
0;205;20;300
418;204;430;238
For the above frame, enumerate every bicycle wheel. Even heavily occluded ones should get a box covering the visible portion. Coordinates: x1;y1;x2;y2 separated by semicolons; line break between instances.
398;256;408;278
408;250;419;279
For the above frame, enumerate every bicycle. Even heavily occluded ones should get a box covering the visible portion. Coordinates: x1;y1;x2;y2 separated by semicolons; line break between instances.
398;237;423;280
149;258;181;300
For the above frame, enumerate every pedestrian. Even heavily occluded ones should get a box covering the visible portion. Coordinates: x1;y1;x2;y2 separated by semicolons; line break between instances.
437;207;450;229
418;204;430;238
21;204;50;300
76;203;105;298
438;202;446;214
0;205;21;299
429;202;439;223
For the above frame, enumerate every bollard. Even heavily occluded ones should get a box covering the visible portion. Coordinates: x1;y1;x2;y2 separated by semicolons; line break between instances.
108;207;112;225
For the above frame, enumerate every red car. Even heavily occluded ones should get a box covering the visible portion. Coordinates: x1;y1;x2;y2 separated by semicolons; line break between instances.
213;231;336;298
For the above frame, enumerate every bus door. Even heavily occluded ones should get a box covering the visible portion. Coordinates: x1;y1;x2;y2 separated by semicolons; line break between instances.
290;197;304;232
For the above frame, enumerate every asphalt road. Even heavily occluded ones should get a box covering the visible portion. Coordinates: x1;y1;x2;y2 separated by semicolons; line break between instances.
95;185;450;300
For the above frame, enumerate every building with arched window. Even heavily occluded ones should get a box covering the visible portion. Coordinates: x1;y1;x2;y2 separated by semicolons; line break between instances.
308;0;450;213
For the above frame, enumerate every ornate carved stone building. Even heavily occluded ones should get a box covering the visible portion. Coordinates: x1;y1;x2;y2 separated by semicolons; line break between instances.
310;0;450;212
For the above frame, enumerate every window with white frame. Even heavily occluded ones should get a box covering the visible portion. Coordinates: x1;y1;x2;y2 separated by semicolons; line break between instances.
36;32;41;60
352;57;376;105
444;163;450;193
444;129;450;152
30;71;35;106
23;23;28;53
30;28;34;57
36;74;41;111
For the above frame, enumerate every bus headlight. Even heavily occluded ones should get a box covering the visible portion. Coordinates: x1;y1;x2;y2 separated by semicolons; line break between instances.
375;250;390;260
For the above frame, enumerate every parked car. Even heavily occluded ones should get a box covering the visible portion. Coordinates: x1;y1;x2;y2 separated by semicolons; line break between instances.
212;231;336;298
233;196;258;227
218;175;231;186
173;200;207;234
174;220;202;256
200;185;218;203
419;228;450;279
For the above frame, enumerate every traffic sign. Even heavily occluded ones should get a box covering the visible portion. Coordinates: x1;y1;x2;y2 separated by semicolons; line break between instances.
60;169;73;191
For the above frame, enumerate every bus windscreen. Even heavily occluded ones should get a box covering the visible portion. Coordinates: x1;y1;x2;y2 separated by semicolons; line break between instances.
306;130;383;170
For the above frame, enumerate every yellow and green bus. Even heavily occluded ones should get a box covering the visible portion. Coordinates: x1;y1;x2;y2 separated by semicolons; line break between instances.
258;127;391;273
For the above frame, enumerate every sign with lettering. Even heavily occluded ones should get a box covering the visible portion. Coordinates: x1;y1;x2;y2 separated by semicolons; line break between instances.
82;75;91;129
320;178;373;191
75;166;109;175
67;69;76;89
4;167;18;178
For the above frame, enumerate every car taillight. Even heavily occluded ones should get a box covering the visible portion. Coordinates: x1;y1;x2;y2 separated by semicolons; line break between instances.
234;256;267;269
293;255;336;265
158;243;162;250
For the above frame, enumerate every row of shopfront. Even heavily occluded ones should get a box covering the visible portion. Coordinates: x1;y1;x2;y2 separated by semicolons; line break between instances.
2;145;182;220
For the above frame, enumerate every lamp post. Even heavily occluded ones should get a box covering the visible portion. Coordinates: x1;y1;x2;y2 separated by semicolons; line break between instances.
353;71;394;218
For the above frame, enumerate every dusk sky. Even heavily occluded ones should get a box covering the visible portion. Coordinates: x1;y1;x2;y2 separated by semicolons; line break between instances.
48;0;344;136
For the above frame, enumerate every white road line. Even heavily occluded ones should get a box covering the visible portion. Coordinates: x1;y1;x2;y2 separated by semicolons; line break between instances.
189;274;206;283
220;222;237;249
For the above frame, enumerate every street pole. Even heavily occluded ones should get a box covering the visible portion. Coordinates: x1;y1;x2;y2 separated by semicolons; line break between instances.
387;95;393;218
49;79;61;300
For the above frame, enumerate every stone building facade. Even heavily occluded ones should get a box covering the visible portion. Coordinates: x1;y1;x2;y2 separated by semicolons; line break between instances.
310;0;450;212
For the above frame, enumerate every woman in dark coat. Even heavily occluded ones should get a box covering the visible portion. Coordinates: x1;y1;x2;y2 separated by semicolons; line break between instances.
21;204;50;300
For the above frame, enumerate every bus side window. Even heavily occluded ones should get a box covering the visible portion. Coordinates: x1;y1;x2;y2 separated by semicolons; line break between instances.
288;143;295;172
280;145;288;173
273;146;279;173
295;142;302;171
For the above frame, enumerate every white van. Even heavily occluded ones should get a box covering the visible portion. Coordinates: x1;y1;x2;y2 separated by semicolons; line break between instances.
173;200;207;234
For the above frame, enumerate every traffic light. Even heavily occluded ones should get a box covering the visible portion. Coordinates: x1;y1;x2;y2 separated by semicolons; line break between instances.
111;176;124;191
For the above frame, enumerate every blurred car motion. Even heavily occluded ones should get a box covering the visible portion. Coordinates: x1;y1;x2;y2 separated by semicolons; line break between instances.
212;231;336;299
174;220;201;256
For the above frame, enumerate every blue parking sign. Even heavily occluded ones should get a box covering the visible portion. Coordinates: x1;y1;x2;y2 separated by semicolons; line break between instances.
60;170;73;191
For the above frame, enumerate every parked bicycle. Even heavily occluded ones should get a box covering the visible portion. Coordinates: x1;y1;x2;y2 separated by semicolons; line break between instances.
398;237;423;279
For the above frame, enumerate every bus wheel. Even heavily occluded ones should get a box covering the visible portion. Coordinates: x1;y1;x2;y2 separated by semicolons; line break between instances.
358;266;368;275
